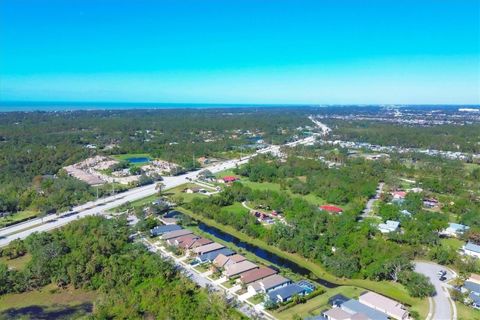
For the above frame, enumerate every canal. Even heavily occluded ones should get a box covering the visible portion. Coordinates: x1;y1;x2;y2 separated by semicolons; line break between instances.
197;222;338;288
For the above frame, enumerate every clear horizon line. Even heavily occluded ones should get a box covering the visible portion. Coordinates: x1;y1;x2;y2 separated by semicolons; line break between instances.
1;100;479;107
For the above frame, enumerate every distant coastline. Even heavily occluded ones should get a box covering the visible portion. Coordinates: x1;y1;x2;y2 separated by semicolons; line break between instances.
0;101;316;112
0;101;478;112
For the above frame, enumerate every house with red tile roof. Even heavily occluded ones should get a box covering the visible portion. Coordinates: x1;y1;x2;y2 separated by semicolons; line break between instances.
319;205;343;214
222;176;239;183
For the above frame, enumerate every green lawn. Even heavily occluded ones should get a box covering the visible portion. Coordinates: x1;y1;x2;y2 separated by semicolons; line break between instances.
165;184;208;203
440;238;464;251
194;263;211;273
178;207;428;318
221;202;249;215
0;253;31;270
0;283;96;317
248;294;265;305
240;179;326;206
112;153;152;161
456;301;480;320
272;286;361;320
0;210;38;228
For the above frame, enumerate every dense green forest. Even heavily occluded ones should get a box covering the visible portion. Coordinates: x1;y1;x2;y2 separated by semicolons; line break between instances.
0;216;243;319
0;109;310;214
328;120;480;153
185;153;480;296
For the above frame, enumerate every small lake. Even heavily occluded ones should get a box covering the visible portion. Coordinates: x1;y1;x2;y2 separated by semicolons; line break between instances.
126;157;150;164
197;222;338;288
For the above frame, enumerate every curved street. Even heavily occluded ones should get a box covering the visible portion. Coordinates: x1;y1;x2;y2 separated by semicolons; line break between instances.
415;261;457;320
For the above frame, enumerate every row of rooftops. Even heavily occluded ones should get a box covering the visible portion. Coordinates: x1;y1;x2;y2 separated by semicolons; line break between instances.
150;221;317;304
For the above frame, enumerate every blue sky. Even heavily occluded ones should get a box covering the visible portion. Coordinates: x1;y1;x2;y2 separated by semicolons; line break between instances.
1;0;479;104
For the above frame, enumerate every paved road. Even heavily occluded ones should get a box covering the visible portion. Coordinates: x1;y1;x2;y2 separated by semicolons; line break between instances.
0;136;315;247
415;261;457;320
361;182;384;218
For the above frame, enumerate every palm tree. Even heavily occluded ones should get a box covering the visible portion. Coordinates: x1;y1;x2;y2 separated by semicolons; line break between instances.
155;182;165;196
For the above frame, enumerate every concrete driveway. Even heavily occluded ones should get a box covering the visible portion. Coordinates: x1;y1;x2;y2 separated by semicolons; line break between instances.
415;261;457;320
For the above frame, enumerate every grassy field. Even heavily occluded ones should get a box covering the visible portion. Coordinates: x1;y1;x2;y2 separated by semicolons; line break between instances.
271;286;362;320
456;301;480;320
0;253;31;270
0;210;38;228
112;153;152;161
0;283;96;318
221;202;249;215
440;237;464;251
178;207;429;318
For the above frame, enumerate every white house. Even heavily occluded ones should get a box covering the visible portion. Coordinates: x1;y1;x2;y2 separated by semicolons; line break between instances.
441;223;470;238
378;220;400;233
463;242;480;259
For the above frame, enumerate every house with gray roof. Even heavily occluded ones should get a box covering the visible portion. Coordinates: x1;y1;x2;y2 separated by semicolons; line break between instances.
150;224;182;237
378;220;400;233
340;299;389;320
463;242;480;259
248;274;291;294
161;229;193;240
266;283;308;303
196;248;234;264
441;223;470;238
193;242;224;255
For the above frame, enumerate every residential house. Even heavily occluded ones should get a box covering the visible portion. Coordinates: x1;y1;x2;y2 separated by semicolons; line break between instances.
358;291;409;320
213;254;246;269
463;281;480;310
340;299;389;320
378;220;400;233
266;283;308;303
193;242;224;255
161;229;193;240
463;242;480;259
423;198;439;208
240;267;277;285
196;248;234;264
323;307;367;320
189;237;213;249
179;237;212;250
150;224;182;237
169;234;199;247
319;205;343;214
468;274;480;285
221;176;239;183
184;186;203;194
441;223;470;238
224;260;258;278
392;191;407;200
247;274;291;294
